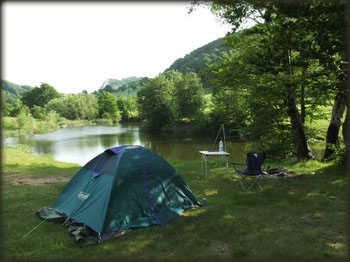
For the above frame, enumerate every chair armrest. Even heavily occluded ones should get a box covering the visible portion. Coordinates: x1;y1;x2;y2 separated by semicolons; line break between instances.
230;162;246;172
230;162;246;166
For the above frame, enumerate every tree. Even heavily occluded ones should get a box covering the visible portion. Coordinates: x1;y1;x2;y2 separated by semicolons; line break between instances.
137;74;177;129
174;72;205;119
31;105;47;119
98;91;120;121
193;0;347;159
8;98;30;117
22;83;61;108
47;94;98;120
116;96;138;122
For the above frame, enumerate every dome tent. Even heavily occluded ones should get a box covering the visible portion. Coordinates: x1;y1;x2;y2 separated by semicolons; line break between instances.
37;145;199;244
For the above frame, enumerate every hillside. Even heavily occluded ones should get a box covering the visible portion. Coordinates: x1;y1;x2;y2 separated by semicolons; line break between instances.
97;77;150;97
164;38;231;89
2;80;34;102
96;38;231;96
100;77;144;90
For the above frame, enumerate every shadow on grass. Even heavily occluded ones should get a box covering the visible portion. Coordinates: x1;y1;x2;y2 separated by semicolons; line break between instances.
3;162;348;260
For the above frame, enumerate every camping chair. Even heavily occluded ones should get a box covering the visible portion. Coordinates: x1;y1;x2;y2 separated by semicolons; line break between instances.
231;153;267;192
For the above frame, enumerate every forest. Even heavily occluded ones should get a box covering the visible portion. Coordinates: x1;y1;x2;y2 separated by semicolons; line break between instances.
2;0;348;163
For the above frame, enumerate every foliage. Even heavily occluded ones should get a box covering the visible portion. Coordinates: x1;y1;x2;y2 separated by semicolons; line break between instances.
137;74;177;130
22;83;61;108
165;38;231;89
5;98;30;117
137;71;205;130
114;77;150;97
47;94;98;120
258;127;295;161
174;72;205;119
2;80;34;103
200;0;347;159
43;110;61;130
31;105;47;119
2;116;118;138
16;111;36;130
97;77;149;97
116;96;139;122
98;91;120;122
323;143;347;164
191;111;216;135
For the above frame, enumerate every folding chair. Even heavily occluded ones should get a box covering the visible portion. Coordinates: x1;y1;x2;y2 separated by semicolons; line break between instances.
232;153;266;191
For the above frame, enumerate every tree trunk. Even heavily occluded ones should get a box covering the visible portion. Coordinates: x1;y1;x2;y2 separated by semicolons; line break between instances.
285;83;312;159
300;84;306;124
342;102;349;145
322;93;346;160
285;49;312;159
342;92;349;168
300;67;308;124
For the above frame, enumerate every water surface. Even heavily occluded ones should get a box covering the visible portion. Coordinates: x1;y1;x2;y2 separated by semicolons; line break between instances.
4;124;325;166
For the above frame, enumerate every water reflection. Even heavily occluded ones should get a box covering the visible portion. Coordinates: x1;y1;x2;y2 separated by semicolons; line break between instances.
3;124;325;166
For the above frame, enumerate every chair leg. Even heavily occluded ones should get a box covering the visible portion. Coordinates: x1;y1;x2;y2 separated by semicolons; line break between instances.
246;175;263;191
236;174;265;192
236;174;247;191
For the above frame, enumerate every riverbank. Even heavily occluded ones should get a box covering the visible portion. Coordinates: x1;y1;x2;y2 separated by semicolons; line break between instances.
2;116;116;138
2;147;347;259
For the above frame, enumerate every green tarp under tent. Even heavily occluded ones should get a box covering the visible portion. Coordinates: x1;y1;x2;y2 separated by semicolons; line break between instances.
36;145;199;244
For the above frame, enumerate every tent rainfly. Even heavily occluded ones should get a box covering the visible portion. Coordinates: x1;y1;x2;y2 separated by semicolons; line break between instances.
37;145;199;244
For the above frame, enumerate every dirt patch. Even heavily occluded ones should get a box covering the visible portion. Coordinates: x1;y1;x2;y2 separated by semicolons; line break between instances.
207;239;230;256
6;177;69;186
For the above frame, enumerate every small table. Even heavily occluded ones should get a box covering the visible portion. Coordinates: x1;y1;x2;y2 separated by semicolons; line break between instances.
199;151;229;178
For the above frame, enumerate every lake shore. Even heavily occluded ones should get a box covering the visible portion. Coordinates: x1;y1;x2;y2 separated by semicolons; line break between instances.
2;117;116;138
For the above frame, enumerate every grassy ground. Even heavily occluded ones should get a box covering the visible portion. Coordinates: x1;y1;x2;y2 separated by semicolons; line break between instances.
2;147;348;260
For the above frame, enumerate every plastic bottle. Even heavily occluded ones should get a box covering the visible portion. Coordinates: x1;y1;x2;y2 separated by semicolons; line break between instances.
219;140;223;152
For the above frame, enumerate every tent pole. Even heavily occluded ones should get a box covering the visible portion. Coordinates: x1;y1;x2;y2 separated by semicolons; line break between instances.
211;124;223;151
223;124;227;152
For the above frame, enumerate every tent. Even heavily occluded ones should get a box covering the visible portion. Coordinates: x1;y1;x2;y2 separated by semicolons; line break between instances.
37;145;199;244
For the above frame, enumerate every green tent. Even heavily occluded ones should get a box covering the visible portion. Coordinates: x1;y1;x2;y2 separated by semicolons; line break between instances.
38;145;199;243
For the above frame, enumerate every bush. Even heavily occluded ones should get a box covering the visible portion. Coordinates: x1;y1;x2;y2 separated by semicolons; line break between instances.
31;106;47;119
16;112;35;130
324;143;347;164
192;112;216;135
258;128;295;161
43;110;60;130
94;118;114;126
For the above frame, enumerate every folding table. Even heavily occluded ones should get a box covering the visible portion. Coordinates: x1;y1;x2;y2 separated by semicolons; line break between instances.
199;151;229;178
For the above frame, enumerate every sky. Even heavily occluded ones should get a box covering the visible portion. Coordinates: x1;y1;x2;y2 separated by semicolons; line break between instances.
2;2;233;94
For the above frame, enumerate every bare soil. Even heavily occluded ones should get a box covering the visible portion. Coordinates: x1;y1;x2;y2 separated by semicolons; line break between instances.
5;176;70;186
207;239;230;256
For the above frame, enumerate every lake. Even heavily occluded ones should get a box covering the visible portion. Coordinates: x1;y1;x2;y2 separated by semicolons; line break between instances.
3;124;325;166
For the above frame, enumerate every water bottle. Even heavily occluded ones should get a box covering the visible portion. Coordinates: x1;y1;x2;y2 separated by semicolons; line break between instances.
219;140;223;152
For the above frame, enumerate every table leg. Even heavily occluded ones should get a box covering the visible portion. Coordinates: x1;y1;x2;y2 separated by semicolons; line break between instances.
205;160;208;179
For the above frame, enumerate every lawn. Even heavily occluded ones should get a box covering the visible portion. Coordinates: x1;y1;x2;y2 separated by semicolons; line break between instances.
2;147;348;260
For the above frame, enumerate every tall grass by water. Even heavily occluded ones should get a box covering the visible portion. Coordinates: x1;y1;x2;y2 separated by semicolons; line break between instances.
2;116;114;138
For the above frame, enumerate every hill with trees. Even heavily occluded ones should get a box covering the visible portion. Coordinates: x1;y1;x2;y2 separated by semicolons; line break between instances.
2;80;34;102
97;77;149;97
164;38;231;89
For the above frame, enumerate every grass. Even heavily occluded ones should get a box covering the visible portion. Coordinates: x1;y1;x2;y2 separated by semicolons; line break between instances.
2;147;348;260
